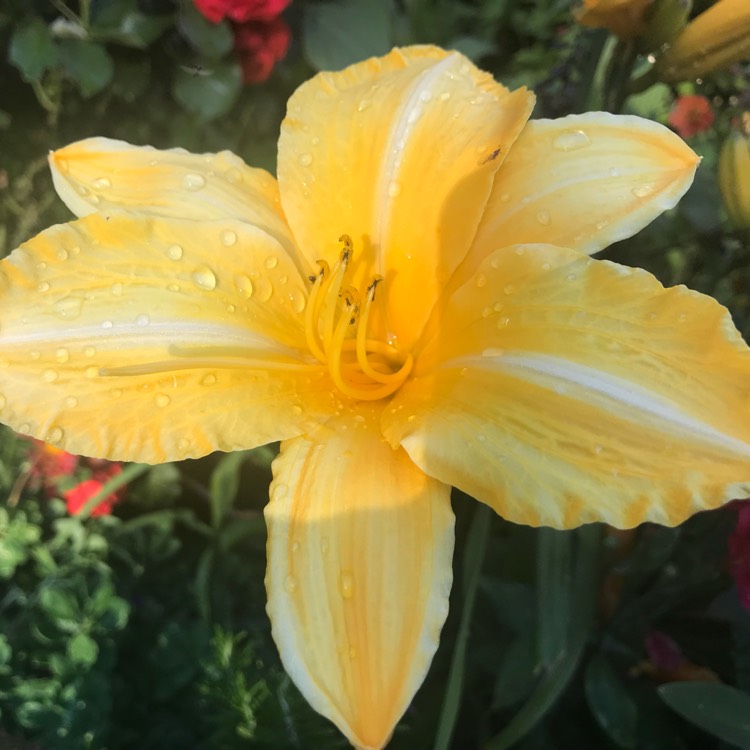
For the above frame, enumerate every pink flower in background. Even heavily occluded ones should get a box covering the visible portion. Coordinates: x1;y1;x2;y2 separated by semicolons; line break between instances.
194;0;290;23
234;17;291;83
27;439;79;497
63;462;125;517
729;501;750;609
668;95;715;139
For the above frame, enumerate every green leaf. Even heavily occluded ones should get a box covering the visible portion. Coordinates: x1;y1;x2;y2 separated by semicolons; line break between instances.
536;528;571;666
9;19;57;82
209;452;248;529
178;2;233;58
303;0;393;72
172;63;242;121
585;654;638;748
67;632;99;666
39;585;79;623
659;682;750;748
56;39;114;97
0;633;11;666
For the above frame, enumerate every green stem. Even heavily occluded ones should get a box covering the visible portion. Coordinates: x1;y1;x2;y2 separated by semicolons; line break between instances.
433;502;492;750
78;462;150;519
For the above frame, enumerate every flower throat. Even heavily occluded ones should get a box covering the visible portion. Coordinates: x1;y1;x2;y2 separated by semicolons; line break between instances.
304;235;413;401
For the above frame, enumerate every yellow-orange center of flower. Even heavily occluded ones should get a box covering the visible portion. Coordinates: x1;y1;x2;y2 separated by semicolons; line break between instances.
304;235;413;401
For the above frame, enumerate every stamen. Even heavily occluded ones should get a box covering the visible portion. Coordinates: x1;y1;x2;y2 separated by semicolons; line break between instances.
305;261;328;362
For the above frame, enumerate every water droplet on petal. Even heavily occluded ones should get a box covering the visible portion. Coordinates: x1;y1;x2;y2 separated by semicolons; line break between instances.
235;274;254;299
102;320;113;329
552;130;590;151
503;284;515;295
500;192;510;203
167;244;183;261
192;266;217;290
439;91;451;101
536;210;550;226
47;426;64;444
387;181;402;197
136;314;150;326
177;437;190;453
182;173;206;191
221;229;237;247
256;277;273;302
264;255;278;270
289;287;306;313
291;540;300;552
339;571;354;599
497;316;510;328
154;393;171;407
18;423;31;435
87;366;99;378
111;282;123;296
482;347;505;358
632;185;655;198
55;348;69;363
83;346;96;357
93;177;111;189
37;281;50;292
291;404;303;416
65;396;78;408
57;248;69;260
224;167;242;184
298;152;313;166
201;373;217;386
284;575;298;593
476;274;487;288
42;368;59;382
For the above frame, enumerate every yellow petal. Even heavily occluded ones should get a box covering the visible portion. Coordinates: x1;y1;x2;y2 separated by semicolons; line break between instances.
385;244;750;530
277;45;534;348
451;113;699;288
0;213;337;462
656;0;750;83
49;137;307;274
265;404;454;750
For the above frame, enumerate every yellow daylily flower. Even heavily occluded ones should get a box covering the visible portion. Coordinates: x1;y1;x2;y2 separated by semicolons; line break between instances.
656;0;750;82
575;0;654;39
2;46;749;749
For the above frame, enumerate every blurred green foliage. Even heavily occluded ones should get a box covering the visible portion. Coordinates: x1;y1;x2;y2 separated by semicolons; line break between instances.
2;0;750;748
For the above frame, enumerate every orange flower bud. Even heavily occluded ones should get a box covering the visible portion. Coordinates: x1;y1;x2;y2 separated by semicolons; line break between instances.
575;0;655;39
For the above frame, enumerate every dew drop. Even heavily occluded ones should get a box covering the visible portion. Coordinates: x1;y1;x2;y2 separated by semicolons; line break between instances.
264;256;279;270
552;129;590;151
536;209;550;226
298;152;313;166
500;192;510;203
136;313;150;326
514;246;526;256
168;283;180;292
182;173;206;191
482;347;505;358
177;437;190;453
110;387;123;398
167;244;183;260
65;396;78;408
37;281;50;292
291;541;300;552
42;368;59;382
541;262;551;271
439;91;451;101
101;320;113;329
55;348;69;363
632;185;655;198
476;274;487;288
387;181;402;197
57;248;69;260
503;284;515;295
256;277;273;302
47;426;64;444
348;647;357;659
339;571;354;599
154;393;171;407
111;282;123;296
221;229;237;247
497;316;510;328
93;177;111;189
357;99;371;112
201;373;217;386
289;287;306;314
224;167;242;184
291;404;303;416
481;306;492;318
609;167;621;177
235;274;254;299
30;351;40;360
678;312;687;322
284;575;298;593
594;444;603;455
566;273;577;281
83;346;96;357
86;366;99;378
17;423;31;435
192;266;217;290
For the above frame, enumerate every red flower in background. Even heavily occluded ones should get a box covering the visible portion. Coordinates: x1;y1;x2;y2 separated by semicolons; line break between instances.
194;0;290;24
234;17;291;83
64;462;125;517
668;95;715;139
27;439;79;497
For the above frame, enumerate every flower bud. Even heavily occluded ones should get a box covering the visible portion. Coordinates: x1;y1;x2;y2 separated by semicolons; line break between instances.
718;120;750;229
575;0;654;39
656;0;750;82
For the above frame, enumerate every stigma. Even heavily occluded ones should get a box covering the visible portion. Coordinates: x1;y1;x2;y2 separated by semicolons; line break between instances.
304;235;413;401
